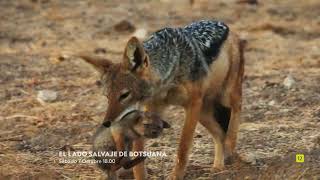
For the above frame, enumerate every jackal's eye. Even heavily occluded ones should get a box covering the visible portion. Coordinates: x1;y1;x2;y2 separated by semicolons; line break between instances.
119;89;131;103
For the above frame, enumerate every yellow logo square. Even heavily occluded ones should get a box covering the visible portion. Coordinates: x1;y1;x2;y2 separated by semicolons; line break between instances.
296;154;304;163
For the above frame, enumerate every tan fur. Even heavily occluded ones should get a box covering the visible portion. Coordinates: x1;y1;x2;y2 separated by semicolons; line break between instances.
92;111;170;180
132;138;146;180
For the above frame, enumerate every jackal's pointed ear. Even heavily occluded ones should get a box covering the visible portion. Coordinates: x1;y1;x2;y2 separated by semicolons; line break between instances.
123;37;149;72
78;53;113;74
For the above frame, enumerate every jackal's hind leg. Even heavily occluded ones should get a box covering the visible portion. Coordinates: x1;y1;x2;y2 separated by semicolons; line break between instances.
224;35;245;164
224;87;242;164
224;104;241;164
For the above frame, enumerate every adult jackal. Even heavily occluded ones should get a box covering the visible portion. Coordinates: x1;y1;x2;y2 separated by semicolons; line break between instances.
80;20;245;179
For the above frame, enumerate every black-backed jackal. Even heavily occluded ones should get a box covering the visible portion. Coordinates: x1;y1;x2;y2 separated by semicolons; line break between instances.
80;20;245;179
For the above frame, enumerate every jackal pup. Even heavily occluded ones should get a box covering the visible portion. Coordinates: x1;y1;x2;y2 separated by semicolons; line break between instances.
92;110;170;179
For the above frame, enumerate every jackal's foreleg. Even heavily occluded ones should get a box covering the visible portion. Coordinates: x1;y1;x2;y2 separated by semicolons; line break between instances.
171;85;203;180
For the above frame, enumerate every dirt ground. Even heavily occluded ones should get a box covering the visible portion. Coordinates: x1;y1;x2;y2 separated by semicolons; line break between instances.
0;0;319;179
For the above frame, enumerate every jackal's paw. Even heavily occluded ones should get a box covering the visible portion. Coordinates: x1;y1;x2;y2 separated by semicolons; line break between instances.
166;176;177;180
166;172;184;180
211;166;225;173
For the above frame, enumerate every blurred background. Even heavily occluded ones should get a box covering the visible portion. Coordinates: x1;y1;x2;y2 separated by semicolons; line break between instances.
0;0;319;179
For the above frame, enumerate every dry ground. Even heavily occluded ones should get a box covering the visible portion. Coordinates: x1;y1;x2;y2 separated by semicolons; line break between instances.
0;0;319;179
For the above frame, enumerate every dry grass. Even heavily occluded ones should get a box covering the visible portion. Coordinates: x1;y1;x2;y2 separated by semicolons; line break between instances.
0;0;319;179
